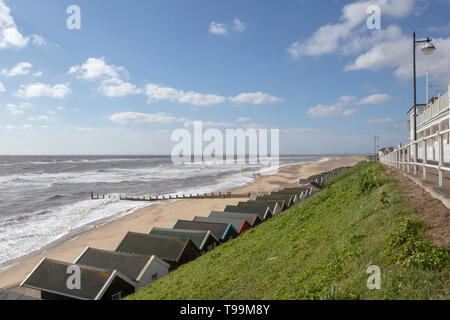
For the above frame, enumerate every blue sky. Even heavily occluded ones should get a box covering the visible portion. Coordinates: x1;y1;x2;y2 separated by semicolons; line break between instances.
0;0;449;155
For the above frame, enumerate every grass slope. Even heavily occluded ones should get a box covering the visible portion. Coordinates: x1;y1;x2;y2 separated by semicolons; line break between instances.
128;162;449;300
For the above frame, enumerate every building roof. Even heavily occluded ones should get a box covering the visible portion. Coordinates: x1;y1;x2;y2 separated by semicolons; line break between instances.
209;211;262;227
116;232;193;263
148;227;219;251
21;258;135;300
74;247;168;282
193;216;249;234
172;220;237;241
0;289;38;300
224;205;272;220
407;103;426;114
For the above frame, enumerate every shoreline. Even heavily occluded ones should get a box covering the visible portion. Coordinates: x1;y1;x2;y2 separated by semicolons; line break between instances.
0;156;363;289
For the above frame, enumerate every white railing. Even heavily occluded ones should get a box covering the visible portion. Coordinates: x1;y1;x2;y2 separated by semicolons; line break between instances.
417;92;449;127
380;128;450;187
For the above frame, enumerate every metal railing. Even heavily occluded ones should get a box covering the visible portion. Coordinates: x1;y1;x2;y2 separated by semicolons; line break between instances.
380;128;450;187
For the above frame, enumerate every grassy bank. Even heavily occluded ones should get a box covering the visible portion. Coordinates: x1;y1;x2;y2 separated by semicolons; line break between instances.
127;162;449;300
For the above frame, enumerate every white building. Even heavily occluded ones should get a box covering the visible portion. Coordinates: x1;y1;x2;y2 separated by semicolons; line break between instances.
408;85;450;163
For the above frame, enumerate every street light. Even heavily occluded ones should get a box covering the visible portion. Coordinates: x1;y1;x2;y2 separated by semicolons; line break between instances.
412;32;436;142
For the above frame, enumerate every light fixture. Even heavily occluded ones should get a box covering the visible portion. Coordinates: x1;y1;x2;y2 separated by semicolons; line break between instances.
421;41;436;55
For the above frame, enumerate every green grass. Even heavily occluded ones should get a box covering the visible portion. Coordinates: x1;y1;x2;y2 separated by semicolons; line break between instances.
127;162;449;300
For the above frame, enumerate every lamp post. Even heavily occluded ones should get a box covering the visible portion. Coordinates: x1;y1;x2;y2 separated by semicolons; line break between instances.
412;32;436;141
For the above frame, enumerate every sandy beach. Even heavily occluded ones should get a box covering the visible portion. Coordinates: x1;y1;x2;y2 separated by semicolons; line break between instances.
0;156;363;289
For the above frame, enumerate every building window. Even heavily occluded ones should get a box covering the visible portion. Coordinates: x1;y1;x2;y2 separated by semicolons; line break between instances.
152;273;158;281
112;292;122;300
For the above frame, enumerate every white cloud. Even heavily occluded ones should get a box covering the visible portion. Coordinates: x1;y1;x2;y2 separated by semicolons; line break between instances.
358;93;392;105
110;112;178;124
0;1;46;49
5;124;15;130
27;115;51;122
69;57;142;98
307;93;391;117
5;102;31;114
68;57;123;81
287;0;416;59
229;92;284;105
233;18;246;32
236;117;250;122
1;62;32;77
98;78;142;97
145;83;226;106
0;81;4;93
209;22;228;35
184;120;235;128
16;83;71;99
367;117;395;124
33;71;43;77
30;34;46;46
56;106;64;110
22;124;33;130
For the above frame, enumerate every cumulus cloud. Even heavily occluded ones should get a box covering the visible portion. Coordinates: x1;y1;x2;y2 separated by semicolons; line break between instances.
366;117;395;124
69;57;141;98
358;93;392;104
184;120;235;128
233;18;246;32
209;22;228;35
98;78;142;97
307;93;392;117
110;112;179;124
287;0;416;59
1;62;32;77
145;83;226;106
229;92;284;105
0;1;46;49
5;102;31;114
236;117;250;122
0;81;4;93
16;83;71;99
288;0;450;83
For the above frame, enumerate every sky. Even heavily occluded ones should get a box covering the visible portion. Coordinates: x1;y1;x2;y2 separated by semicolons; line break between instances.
0;0;449;155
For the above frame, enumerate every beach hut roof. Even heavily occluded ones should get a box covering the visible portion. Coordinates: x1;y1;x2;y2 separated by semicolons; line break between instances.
223;205;272;220
74;247;169;282
209;211;263;227
193;216;250;234
148;227;219;251
172;220;237;241
115;232;196;263
20;258;135;300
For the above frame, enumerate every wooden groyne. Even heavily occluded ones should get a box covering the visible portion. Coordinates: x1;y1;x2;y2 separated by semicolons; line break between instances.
91;191;251;202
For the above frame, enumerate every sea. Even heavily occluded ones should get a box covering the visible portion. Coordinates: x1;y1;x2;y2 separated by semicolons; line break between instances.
0;155;328;269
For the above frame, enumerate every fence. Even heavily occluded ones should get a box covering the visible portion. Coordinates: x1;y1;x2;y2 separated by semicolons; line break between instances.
380;128;450;187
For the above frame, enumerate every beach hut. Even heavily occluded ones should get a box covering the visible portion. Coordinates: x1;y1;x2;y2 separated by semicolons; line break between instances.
20;258;136;300
224;205;272;221
172;220;238;242
209;211;263;227
257;194;294;207
115;233;201;271
237;200;283;215
247;199;286;213
193;216;251;235
74;247;170;288
148;227;219;252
